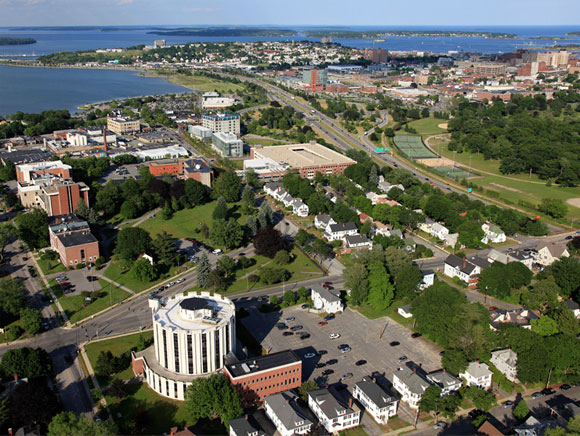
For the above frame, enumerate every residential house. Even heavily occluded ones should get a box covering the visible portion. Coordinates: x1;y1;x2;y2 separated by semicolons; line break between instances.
387;229;404;239
487;249;533;270
314;214;336;230
366;191;390;205
264;182;284;198
291;199;309;217
426;370;462;395
377;177;405;195
565;299;580;319
486;248;508;265
344;234;373;252
308;389;361;433
404;238;417;254
229;416;266;436
323;222;358;241
443;232;459;247
264;392;313;436
513;416;559;436
459;361;493;390
311;286;344;313
398;305;413;319
535;242;570;266
353;377;398;425
490;349;518;382
489;308;539;331
430;223;450;240
443;255;484;288
481;223;506;244
419;218;435;234
392;366;431;409
419;270;435;290
371;221;392;237
281;192;294;208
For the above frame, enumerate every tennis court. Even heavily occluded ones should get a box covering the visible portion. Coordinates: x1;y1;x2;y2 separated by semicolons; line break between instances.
393;135;437;159
433;166;476;179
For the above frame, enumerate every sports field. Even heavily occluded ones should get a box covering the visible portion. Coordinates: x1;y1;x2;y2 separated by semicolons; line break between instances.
393;135;437;159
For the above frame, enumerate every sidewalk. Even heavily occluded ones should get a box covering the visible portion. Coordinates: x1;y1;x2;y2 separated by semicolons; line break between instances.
30;252;69;325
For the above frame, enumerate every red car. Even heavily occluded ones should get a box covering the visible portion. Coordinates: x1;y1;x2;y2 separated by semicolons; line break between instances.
429;182;435;186
318;321;328;327
323;281;333;286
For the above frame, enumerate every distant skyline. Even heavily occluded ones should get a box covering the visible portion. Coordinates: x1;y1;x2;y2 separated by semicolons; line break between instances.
1;0;580;27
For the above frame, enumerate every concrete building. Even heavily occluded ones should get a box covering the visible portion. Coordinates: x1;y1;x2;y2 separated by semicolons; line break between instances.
188;125;213;140
537;50;569;68
302;69;327;92
202;113;241;135
363;48;388;63
353;377;398;425
392;366;431;409
473;63;506;76
224;350;302;403
308;389;361;433
18;175;90;217
48;214;100;266
311;286;344;314
459;361;493;390
148;158;214;187
135;146;189;161
16;160;71;183
212;132;243;157
131;293;236;401
490;349;518;382
201;93;237;110
245;142;355;181
264;392;312;436
107;116;140;135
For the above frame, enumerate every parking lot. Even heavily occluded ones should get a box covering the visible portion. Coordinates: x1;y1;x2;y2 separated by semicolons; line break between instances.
53;269;100;296
242;304;443;392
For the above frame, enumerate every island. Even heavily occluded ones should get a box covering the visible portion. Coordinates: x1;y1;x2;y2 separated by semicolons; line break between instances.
566;31;580;36
0;37;36;46
304;30;517;39
147;27;297;37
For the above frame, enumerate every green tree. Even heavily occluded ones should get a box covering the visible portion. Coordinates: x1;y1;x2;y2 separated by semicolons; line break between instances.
0;347;52;379
554;308;580;337
95;351;117;377
210;218;244;249
48;411;119;436
152;231;178;267
184;374;243;425
283;290;296;306
241;187;255;212
20;308;42;335
513;400;529;421
457;220;485;248
420;385;444;415
197;252;211;288
550;257;580;298
367;261;395;310
0;278;26;318
217;256;236;278
260;267;290;285
213;196;229;220
442;349;469;375
520;279;560;313
254;226;285;258
531;316;559;336
344;262;369;305
539;198;568;219
16;209;49;249
0;223;16;263
74;198;89;220
212;170;241;202
184;178;208;206
298;380;319;402
108;378;128;399
131;258;158;282
273;250;291;265
114;227;152;261
246;215;258;236
465;386;496;412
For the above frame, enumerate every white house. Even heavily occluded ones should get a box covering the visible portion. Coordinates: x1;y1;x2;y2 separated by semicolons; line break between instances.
308;389;361;433
392;366;431;409
311;286;343;313
426;370;462;395
459;361;493;390
229;416;266;436
443;254;483;288
264;182;284;198
323;222;359;241
565;299;580;319
281;192;294;208
353;377;398;425
372;221;392;237
490;349;518;382
430;223;450;240
443;232;459;247
419;270;435;290
535;242;570;266
398;304;413;318
387;229;404;239
314;214;336;230
291;199;309;217
344;234;373;251
481;223;506;244
264;392;312;436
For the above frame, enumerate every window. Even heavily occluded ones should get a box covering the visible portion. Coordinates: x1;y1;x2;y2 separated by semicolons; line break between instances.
225;324;230;355
214;329;221;369
201;333;208;373
174;382;178;399
173;333;180;373
162;329;168;369
187;335;194;374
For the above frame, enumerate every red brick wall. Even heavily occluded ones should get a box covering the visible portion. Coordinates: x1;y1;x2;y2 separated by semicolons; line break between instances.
62;241;100;266
132;355;145;376
227;362;302;403
149;163;180;177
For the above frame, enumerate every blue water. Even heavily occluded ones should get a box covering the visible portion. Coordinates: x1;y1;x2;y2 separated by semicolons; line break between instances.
0;65;190;115
1;25;580;57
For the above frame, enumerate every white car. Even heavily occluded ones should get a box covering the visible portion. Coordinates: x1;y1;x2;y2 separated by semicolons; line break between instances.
329;333;340;339
304;353;316;359
212;249;223;255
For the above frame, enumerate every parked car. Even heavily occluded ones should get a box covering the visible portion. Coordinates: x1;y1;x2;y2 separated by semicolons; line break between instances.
283;331;294;336
212;249;223;255
340;347;351;353
299;333;310;340
355;360;367;366
502;401;514;408
322;369;334;376
285;317;295;322
315;362;326;368
397;355;408;363
411;333;422;338
304;353;316;359
326;359;338;365
301;304;310;309
317;350;328;356
561;384;571;391
341;373;353;380
323;281;333;286
324;314;335;321
317;321;328;327
276;323;287;330
390;341;400;346
541;388;555;396
329;333;340;339
433;422;447;429
337;344;349;350
290;325;303;331
531;392;544;399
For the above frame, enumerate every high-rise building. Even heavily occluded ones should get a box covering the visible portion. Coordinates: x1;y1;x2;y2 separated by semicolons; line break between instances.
302;69;328;91
202;113;241;135
132;293;237;400
211;132;244;157
364;48;388;63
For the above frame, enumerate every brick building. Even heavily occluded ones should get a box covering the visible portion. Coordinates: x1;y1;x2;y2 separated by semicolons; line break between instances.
148;158;213;187
16;160;71;182
48;214;100;266
224;350;302;403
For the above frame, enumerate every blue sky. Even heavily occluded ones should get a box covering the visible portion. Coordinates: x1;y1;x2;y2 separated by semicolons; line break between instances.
1;0;579;26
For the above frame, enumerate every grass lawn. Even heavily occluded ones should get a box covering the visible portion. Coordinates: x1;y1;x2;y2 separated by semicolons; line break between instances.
354;300;414;326
35;255;66;275
58;279;131;324
160;73;244;93
431;141;580;219
243;136;286;146
339;427;369;436
138;201;248;247
103;260;186;293
384;416;412;431
399;117;448;137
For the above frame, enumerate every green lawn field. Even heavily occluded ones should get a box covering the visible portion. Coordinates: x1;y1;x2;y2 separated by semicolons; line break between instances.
398;117;448;137
161;74;244;93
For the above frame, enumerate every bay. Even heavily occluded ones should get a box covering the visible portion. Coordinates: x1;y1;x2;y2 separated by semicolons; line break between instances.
0;65;190;115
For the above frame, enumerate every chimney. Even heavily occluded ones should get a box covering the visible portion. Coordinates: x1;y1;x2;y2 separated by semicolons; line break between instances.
413;368;417;373
102;128;108;152
286;398;290;404
7;429;12;436
13;374;17;382
325;383;329;389
245;415;248;420
348;397;353;408
372;378;376;383
170;427;177;436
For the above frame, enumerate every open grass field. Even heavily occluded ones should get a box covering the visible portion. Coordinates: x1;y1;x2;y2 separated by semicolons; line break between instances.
393;135;437;159
103;260;186;293
429;140;580;219
242;136;286;147
159;73;244;93
35;255;66;275
398;117;449;137
55;278;131;324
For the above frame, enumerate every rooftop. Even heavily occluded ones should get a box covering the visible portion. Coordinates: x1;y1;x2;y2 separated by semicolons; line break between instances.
309;388;357;419
226;350;300;378
355;377;397;409
394;366;431;395
253;142;355;168
57;231;98;248
265;392;311;431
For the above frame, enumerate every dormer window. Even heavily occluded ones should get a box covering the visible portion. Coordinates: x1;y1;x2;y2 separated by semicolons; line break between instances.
336;409;346;416
249;432;258;436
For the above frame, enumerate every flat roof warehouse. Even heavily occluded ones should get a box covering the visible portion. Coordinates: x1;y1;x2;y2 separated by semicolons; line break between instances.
253;142;355;167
